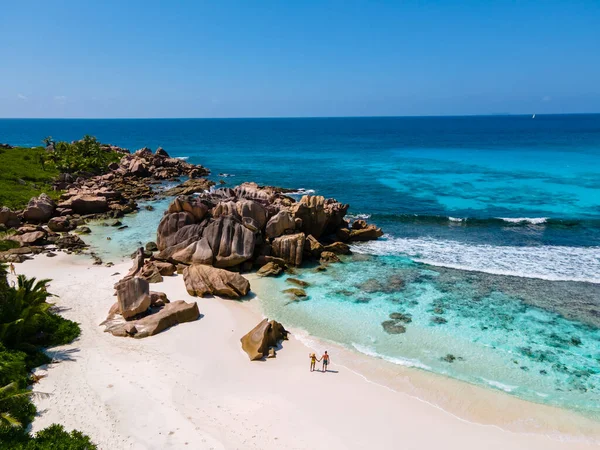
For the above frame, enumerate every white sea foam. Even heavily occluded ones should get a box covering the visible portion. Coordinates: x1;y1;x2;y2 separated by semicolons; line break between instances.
347;213;372;220
448;217;464;222
287;188;316;196
498;217;548;225
352;343;432;370
174;156;189;160
351;236;600;283
481;378;518;393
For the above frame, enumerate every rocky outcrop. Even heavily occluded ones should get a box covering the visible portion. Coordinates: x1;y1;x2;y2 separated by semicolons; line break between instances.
156;212;196;250
291;195;348;239
256;261;283;277
183;264;250;298
324;242;350;254
62;195;109;214
115;277;151;319
240;319;289;361
271;233;305;266
167;196;210;221
170;238;213;265
102;299;199;338
9;231;46;247
23;194;56;223
265;210;295;239
304;234;324;257
163;179;214;196
203;216;256;268
337;221;383;242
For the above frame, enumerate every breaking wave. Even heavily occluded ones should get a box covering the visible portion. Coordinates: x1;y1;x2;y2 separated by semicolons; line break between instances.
351;236;600;283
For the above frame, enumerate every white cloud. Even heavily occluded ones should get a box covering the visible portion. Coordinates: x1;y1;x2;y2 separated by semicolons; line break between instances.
17;93;28;101
54;95;67;104
542;96;551;102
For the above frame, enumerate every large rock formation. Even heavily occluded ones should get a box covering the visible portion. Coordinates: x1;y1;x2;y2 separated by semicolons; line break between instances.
156;212;196;250
129;300;199;338
203;216;256;268
183;264;250;298
291;195;348;239
265;210;295;239
23;194;56;222
170;238;213;265
115;277;151;319
271;233;305;266
240;318;289;361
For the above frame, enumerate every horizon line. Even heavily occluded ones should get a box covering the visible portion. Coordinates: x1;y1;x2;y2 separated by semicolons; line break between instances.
1;112;600;120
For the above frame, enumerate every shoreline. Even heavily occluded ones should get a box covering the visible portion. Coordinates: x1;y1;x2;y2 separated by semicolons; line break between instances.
13;253;600;449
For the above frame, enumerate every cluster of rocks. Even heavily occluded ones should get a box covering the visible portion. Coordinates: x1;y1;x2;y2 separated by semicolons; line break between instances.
101;248;200;338
152;182;383;303
0;146;210;263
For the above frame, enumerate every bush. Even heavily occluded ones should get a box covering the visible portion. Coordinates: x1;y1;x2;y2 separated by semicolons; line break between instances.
44;135;120;175
0;268;94;448
0;424;96;449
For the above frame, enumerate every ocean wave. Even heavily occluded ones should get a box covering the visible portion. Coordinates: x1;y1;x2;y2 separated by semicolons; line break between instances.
481;378;518;393
287;188;316;196
351;237;600;283
347;213;372;221
352;343;432;370
174;156;189;160
498;217;548;224
372;213;595;228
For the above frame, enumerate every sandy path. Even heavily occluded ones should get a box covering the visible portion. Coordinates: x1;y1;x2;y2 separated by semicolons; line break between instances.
12;253;598;450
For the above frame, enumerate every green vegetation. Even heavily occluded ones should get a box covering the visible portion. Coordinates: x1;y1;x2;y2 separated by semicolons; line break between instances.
44;135;121;175
0;147;59;210
0;135;121;210
0;264;95;449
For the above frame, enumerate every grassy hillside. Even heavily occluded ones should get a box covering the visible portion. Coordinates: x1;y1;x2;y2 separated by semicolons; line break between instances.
0;147;60;210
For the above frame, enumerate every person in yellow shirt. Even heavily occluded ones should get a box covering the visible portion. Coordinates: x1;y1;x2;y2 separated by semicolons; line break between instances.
309;353;318;372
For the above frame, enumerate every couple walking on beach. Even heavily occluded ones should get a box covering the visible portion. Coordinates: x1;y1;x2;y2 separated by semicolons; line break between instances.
309;351;330;372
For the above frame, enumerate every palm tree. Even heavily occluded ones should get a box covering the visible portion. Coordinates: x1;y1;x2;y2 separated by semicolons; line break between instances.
0;276;54;346
0;382;32;428
0;382;49;428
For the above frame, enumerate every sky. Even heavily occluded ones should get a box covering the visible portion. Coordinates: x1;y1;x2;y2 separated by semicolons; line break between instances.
1;0;599;118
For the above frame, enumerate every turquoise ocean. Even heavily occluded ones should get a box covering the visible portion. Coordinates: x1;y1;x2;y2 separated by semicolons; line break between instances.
2;115;600;418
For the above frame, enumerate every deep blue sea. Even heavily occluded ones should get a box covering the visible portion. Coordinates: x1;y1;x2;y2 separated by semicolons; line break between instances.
2;116;600;417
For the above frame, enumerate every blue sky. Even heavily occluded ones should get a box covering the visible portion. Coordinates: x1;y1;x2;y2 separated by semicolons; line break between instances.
1;0;599;118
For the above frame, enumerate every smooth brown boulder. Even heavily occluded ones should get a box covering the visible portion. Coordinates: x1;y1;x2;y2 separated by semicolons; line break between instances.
183;264;250;298
320;251;341;264
203;216;256;268
115;277;151;319
240;318;289;361
256;261;283;277
265;210;295;239
139;261;164;283
304;234;324;257
323;241;350;254
156;212;196;250
150;291;169;307
347;224;384;242
9;231;46;246
133;300;199;338
23;194;56;222
163;178;214;196
68;195;109;214
48;216;74;232
0;207;20;229
291;195;348;239
235;199;267;230
170;238;213;265
271;233;305;266
167;196;209;221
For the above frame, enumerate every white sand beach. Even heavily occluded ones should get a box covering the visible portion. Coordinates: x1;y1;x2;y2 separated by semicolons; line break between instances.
12;253;600;450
